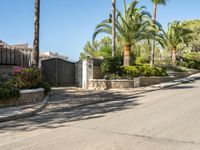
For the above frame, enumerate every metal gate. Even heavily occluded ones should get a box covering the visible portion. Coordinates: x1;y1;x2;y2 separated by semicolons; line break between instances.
41;58;75;87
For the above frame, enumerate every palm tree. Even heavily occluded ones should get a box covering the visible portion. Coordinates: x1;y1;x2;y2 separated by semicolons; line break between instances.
163;21;193;66
150;0;168;67
33;0;40;67
112;0;116;57
80;37;113;59
93;0;153;66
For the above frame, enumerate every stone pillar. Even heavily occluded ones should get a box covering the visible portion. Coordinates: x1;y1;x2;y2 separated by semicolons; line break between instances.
134;78;140;88
82;59;93;89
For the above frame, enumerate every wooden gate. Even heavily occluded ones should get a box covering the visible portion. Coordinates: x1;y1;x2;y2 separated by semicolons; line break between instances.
41;58;75;87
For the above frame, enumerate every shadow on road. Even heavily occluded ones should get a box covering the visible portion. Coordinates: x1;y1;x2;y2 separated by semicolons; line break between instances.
166;85;197;90
0;92;142;132
1;76;199;133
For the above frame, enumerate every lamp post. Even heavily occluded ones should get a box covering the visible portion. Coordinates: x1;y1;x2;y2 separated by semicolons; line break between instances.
112;0;116;57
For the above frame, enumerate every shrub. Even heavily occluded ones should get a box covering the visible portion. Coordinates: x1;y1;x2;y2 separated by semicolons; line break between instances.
135;57;150;64
13;67;42;89
122;66;140;78
167;65;188;72
121;65;168;78
101;56;123;75
186;60;200;70
0;74;10;84
179;52;200;70
37;81;51;95
12;66;23;76
0;81;19;101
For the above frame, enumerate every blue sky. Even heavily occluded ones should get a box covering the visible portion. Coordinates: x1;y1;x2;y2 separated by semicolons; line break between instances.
0;0;199;61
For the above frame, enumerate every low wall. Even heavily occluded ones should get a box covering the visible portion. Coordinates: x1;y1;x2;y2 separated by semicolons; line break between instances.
89;79;135;90
139;77;173;87
88;71;198;89
0;88;44;107
169;72;191;79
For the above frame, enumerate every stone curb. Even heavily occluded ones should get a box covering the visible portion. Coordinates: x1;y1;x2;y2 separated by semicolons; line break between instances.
0;96;49;123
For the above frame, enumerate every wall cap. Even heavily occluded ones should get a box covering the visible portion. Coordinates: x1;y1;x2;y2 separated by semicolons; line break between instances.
20;88;44;94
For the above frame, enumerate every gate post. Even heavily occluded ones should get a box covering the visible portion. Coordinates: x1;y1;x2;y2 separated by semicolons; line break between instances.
82;59;93;89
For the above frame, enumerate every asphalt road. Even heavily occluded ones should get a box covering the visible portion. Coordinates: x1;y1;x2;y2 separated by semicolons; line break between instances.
0;74;200;150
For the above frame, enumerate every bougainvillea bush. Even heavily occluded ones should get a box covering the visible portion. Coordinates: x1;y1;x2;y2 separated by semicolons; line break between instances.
0;67;51;101
12;67;42;89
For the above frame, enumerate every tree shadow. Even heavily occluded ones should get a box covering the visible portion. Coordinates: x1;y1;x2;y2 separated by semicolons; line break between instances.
192;76;200;80
0;91;142;133
166;85;196;90
1;76;199;133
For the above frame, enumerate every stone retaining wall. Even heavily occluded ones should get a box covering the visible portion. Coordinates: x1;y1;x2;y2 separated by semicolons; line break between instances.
0;88;44;107
139;77;173;87
89;79;135;90
169;72;190;79
89;71;198;89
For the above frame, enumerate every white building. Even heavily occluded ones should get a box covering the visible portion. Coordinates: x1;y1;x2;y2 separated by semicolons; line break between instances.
39;51;68;60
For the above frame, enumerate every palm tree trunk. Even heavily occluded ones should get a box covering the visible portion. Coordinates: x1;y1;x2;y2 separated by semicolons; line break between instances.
112;0;116;57
153;3;157;20
172;47;176;66
150;3;157;67
33;0;40;67
123;44;131;66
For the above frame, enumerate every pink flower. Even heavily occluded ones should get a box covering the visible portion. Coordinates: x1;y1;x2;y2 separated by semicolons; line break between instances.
12;66;23;76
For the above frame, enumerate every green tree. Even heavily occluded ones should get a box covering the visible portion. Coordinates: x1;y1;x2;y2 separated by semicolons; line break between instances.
150;0;168;67
33;0;40;67
93;0;154;66
80;37;114;59
163;21;193;66
181;19;200;52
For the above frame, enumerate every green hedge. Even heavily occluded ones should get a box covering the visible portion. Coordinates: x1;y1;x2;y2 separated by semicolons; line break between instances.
101;63;168;80
121;65;168;78
178;52;200;70
0;81;19;101
37;81;51;96
100;56;123;75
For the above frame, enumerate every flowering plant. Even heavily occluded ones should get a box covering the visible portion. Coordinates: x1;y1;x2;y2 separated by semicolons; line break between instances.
12;67;42;89
12;66;23;76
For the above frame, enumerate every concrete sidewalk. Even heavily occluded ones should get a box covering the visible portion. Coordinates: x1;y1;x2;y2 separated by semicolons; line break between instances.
0;96;48;123
0;73;198;123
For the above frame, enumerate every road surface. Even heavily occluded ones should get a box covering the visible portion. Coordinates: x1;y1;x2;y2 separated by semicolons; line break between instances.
0;74;200;150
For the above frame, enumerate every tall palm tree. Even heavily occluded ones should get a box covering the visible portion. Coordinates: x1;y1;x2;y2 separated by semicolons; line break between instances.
93;0;154;66
150;0;168;67
112;0;116;57
33;0;40;67
163;21;193;66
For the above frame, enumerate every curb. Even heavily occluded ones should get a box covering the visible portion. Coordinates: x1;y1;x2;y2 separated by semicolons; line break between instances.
0;96;49;123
